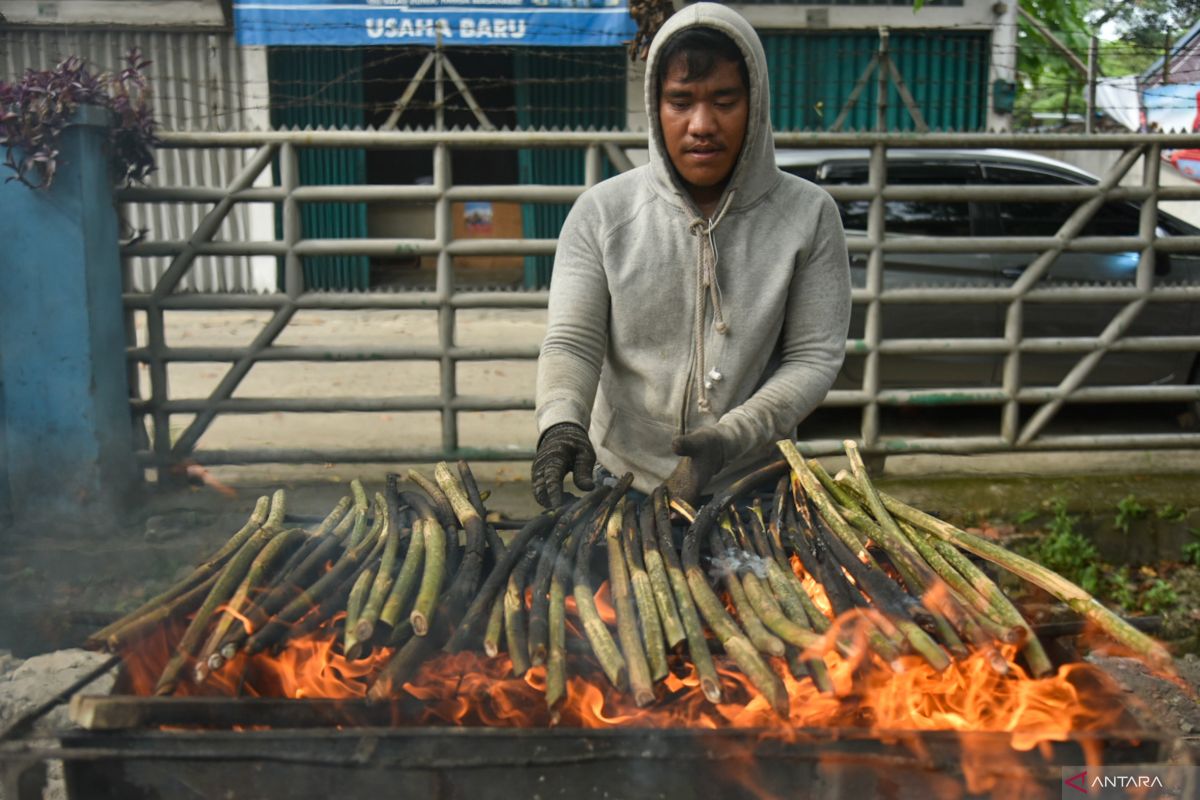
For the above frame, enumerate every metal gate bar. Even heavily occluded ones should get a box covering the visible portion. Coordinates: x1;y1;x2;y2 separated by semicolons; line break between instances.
117;131;1200;474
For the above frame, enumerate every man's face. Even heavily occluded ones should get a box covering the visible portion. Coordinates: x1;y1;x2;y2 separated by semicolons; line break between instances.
658;55;749;207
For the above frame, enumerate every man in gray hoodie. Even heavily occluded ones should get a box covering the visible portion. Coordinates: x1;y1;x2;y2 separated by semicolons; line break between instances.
532;3;850;507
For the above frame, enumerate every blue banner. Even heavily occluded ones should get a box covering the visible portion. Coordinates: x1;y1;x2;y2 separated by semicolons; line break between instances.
234;0;637;47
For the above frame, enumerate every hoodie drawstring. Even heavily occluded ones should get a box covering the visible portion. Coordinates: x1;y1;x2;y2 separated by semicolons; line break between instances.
688;189;736;413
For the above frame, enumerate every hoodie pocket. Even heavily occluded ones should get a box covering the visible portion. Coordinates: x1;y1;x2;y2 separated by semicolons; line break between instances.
597;403;680;480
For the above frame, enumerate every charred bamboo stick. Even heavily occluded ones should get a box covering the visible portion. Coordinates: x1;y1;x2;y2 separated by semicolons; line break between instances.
637;500;686;651
682;549;789;717
787;499;905;665
197;527;305;680
713;520;785;657
407;468;457;532
410;518;447;636
368;468;488;698
915;523;1054;677
623;503;668;682
503;539;539;677
88;496;272;650
215;529;345;660
484;590;505;658
651;487;722;705
573;480;631;691
157;490;287;694
607;499;655;706
243;512;382;656
343;565;377;657
442;508;562;654
681;489;789;717
527;488;614;665
812;508;951;672
279;523;390;647
545;574;568;712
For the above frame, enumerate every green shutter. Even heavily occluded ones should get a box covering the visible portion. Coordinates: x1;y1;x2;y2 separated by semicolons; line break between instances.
761;30;990;132
268;48;370;291
515;48;627;289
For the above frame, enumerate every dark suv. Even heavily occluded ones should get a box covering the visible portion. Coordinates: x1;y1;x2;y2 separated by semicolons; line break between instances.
777;148;1200;393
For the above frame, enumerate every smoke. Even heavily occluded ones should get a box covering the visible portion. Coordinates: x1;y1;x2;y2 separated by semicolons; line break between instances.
708;547;771;580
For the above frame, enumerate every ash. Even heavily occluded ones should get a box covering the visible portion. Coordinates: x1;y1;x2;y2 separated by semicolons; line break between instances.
0;648;115;800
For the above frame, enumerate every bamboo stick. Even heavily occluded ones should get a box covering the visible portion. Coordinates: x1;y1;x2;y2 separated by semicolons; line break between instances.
442;508;561;653
503;540;539;677
410;518;447;636
712;520;785;657
407;468;457;531
157;490;287;694
354;503;400;645
484;590;505;657
379;520;425;631
679;476;789;716
573;482;630;691
345;479;370;548
343;565;377;658
623;503;669;682
637;500;686;650
527;487;615;665
607;499;655;706
545;574;568;712
197;527;305;680
651;487;722;705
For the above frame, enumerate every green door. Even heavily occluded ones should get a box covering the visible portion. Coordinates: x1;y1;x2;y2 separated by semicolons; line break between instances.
269;48;371;291
515;48;627;288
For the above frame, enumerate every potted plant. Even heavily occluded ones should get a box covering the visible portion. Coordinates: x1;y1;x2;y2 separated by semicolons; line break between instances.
0;48;159;189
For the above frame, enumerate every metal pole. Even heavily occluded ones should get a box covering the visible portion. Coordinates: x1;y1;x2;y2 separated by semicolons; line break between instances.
1086;36;1097;134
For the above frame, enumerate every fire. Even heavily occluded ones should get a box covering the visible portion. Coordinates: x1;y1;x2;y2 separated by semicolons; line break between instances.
121;612;1129;746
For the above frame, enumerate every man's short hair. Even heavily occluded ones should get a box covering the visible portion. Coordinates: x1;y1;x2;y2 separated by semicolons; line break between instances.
656;27;749;93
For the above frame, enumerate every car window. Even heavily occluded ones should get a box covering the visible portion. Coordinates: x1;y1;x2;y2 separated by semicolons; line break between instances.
984;164;1140;238
817;161;977;236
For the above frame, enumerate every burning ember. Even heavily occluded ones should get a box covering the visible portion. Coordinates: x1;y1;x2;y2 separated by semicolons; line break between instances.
89;441;1176;796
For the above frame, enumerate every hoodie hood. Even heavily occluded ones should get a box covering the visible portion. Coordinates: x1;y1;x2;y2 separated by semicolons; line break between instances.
644;3;778;214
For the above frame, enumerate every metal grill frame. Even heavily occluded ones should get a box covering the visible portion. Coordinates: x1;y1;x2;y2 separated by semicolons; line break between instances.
118;130;1200;474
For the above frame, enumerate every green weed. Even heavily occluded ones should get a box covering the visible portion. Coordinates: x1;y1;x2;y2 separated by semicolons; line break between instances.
1114;495;1148;534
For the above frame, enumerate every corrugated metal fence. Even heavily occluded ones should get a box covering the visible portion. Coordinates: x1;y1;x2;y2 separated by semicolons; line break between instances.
1;26;268;292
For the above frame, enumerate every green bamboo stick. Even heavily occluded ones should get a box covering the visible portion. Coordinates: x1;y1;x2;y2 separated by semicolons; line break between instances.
343;564;377;658
607;499;655;706
637;501;686;650
651;488;722;705
379;520;424;630
574;492;628;691
713;520;785;657
875;488;1172;672
354;516;399;646
410;518;447;636
504;540;539;678
197;526;304;680
157;490;286;694
484;590;505;657
546;575;568;713
623;502;668;682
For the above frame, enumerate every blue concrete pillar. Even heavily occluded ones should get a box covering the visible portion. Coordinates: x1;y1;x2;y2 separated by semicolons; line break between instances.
0;105;136;520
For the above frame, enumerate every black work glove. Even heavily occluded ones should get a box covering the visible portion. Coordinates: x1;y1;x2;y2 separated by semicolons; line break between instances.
665;427;727;508
532;422;597;508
